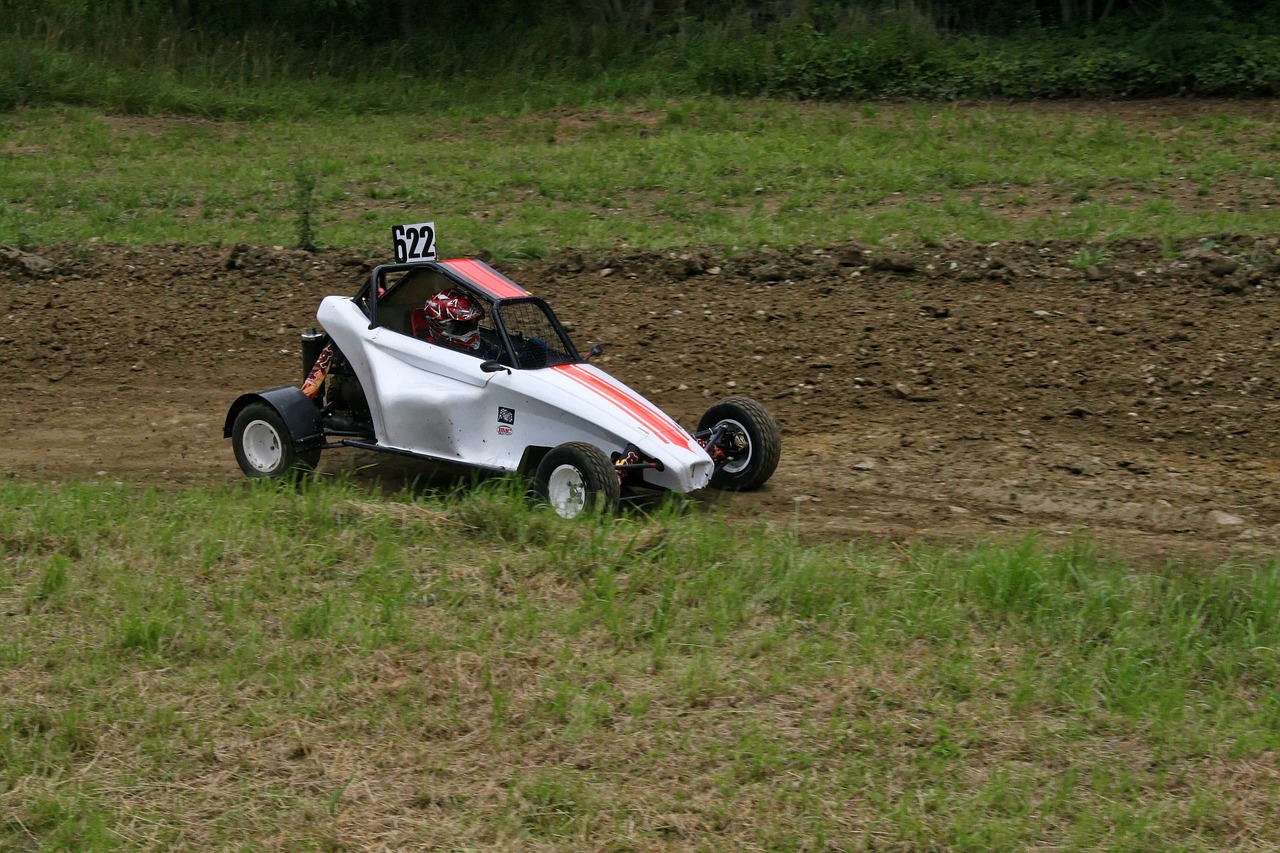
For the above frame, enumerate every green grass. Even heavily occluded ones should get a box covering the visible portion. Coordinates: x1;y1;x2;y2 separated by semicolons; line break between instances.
3;477;1280;849
2;102;1277;256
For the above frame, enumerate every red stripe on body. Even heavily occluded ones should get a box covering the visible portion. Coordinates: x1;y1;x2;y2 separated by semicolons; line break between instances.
554;364;694;450
440;258;528;300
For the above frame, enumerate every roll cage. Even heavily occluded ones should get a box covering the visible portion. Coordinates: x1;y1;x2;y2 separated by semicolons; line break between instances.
357;260;583;369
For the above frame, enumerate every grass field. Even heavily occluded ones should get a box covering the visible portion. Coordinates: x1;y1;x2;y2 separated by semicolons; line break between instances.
4;95;1280;849
4;478;1280;850
2;100;1277;256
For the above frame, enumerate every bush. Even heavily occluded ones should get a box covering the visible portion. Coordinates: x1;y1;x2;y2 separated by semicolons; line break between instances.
3;7;1279;113
691;20;1280;101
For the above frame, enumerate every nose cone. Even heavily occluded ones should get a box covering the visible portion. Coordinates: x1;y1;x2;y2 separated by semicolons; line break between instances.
536;364;714;492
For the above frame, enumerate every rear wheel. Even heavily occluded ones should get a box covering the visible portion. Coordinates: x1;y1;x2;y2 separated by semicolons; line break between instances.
232;402;320;479
698;396;781;491
535;442;621;519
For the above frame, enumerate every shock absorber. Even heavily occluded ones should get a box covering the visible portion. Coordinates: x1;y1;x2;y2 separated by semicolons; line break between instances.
301;327;326;378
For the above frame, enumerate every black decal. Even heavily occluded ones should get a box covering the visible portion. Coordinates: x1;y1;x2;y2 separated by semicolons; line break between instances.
392;225;408;263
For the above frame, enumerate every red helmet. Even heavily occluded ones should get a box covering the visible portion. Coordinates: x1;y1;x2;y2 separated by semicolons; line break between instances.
423;290;484;349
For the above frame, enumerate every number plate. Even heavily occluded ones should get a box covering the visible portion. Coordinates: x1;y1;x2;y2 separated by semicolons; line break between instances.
392;221;437;264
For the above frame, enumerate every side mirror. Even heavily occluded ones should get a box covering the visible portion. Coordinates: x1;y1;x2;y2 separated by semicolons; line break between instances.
480;359;511;374
586;343;605;361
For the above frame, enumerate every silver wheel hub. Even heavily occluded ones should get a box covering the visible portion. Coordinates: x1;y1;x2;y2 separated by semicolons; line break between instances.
716;418;753;474
546;464;587;518
242;419;285;473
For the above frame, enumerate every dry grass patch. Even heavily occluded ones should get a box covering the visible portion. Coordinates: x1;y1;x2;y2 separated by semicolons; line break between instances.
3;479;1280;850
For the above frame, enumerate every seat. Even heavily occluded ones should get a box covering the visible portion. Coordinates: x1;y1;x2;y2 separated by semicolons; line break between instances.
409;307;430;339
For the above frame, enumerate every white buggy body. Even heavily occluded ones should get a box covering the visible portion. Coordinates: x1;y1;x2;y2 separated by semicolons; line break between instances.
226;256;779;517
316;291;714;493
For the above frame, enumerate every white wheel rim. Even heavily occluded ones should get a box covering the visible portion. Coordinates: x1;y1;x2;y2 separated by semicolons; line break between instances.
716;418;753;474
242;419;285;473
546;464;587;518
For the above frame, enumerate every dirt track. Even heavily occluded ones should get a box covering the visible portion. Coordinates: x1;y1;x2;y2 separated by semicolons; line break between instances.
4;235;1280;562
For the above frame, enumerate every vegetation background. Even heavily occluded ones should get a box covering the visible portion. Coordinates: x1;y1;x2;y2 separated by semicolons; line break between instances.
3;0;1279;116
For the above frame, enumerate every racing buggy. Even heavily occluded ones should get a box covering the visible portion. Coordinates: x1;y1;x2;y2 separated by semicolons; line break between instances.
224;225;780;518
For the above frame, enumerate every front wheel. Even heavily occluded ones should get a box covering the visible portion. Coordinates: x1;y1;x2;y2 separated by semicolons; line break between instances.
231;402;320;479
697;396;781;491
534;442;621;519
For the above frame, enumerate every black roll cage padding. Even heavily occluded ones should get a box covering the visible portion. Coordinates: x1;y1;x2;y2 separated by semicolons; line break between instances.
492;297;584;365
358;262;422;330
357;261;584;366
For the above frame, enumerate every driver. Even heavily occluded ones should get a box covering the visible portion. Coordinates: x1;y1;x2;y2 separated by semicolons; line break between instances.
418;289;496;358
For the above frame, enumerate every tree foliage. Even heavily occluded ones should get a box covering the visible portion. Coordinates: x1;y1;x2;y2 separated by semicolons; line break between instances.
4;0;1278;43
1;0;1277;108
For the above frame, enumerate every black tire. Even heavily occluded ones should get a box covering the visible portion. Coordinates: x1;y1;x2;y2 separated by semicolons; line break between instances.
697;396;781;491
534;441;621;519
231;402;320;480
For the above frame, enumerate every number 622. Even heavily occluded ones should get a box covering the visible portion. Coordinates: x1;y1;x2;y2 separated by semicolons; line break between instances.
392;222;437;264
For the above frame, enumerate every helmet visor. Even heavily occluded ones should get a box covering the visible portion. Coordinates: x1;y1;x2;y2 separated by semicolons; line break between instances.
443;317;479;335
